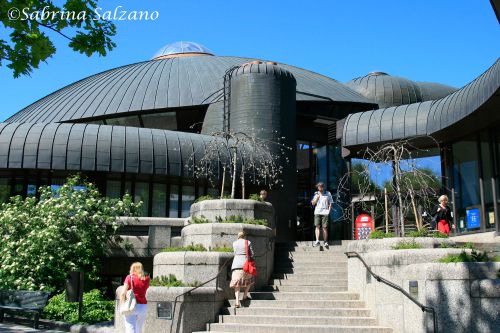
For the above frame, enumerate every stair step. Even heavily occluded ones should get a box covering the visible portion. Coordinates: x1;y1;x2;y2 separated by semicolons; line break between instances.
273;267;347;274
263;285;348;292
277;256;348;263
219;315;378;326
249;291;359;301
227;299;366;308
271;272;347;280
270;278;348;286
275;247;348;253
274;261;347;268
222;306;372;317
207;323;393;333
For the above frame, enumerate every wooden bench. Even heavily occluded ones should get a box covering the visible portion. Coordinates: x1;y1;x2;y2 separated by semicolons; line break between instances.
0;290;50;329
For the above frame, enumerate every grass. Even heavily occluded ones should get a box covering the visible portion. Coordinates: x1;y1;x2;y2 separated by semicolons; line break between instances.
391;239;422;250
406;229;448;238
369;230;396;239
191;214;267;226
438;249;500;263
150;274;202;287
162;243;233;253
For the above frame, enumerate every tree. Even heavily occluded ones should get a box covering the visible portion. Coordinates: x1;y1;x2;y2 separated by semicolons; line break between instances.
1;0;116;77
0;175;139;292
189;130;290;199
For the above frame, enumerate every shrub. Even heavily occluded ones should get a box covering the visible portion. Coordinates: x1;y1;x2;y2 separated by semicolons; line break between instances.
248;193;261;201
194;195;214;203
209;246;233;252
163;244;207;252
369;230;396;239
391;240;422;250
429;231;449;238
42;289;114;324
461;242;476;249
150;274;185;287
0;175;140;292
406;229;448;238
216;215;267;226
191;216;210;224
438;249;493;263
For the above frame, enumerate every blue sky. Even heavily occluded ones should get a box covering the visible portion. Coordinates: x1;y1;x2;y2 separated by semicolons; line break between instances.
0;0;499;121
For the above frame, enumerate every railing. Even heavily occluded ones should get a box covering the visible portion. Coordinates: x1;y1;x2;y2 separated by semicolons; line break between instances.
345;251;438;333
169;256;233;333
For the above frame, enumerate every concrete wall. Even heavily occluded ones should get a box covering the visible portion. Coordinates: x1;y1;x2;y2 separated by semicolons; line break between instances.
190;199;275;229
153;252;234;298
347;238;500;333
115;286;224;333
181;223;274;290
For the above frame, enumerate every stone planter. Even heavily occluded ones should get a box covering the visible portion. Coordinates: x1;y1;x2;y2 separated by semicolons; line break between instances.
115;286;224;333
181;223;274;289
346;237;456;254
189;199;275;229
153;251;234;298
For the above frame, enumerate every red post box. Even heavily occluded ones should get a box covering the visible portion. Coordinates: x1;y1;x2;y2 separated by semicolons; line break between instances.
355;214;374;240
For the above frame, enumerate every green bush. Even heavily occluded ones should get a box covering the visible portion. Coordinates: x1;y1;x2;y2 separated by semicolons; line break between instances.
191;216;210;224
429;231;449;238
438;249;494;263
42;289;114;324
194;195;214;203
248;193;261;201
216;215;267;226
150;274;185;287
163;244;207;252
209;246;233;252
461;242;476;249
0;175;139;292
391;240;422;250
406;229;448;238
369;230;396;239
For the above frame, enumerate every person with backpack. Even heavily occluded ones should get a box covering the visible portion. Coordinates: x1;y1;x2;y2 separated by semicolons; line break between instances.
311;182;333;247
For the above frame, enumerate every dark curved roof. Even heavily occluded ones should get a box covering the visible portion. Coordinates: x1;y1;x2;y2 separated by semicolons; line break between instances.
6;56;374;124
346;72;456;108
0;122;224;176
342;59;500;151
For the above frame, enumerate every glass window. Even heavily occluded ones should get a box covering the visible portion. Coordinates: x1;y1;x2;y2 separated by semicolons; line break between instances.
208;187;219;198
315;145;327;185
141;112;177;131
105;116;141;127
134;182;150;216
0;178;10;203
453;138;481;232
169;185;179;218
328;144;345;191
181;186;195;218
152;183;167;217
124;181;132;196
106;180;121;199
27;184;37;197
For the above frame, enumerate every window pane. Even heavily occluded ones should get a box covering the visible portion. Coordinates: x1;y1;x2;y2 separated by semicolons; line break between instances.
141;112;177;131
181;186;195;218
169;185;179;217
152;183;167;217
106;180;121;199
135;182;150;216
27;184;37;197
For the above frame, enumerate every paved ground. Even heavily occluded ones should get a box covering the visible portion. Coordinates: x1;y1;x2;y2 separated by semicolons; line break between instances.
0;323;66;333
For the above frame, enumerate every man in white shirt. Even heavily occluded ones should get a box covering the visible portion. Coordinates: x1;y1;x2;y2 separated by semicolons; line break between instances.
311;182;333;247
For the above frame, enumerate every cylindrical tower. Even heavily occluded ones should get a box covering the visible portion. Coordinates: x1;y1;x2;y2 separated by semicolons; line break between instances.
229;60;297;240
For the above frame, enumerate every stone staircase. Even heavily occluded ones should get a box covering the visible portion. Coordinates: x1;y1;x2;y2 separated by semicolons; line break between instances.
195;241;392;333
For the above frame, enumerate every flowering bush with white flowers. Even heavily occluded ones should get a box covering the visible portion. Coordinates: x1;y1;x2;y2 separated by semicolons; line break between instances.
0;175;140;292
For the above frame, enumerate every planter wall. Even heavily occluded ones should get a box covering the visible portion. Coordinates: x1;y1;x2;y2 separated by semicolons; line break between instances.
190;199;275;229
181;223;274;289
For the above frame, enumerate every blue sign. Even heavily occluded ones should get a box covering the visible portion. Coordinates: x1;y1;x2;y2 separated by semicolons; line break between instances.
466;208;480;229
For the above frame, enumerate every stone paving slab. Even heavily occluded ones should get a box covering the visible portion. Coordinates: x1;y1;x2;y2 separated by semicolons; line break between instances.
0;323;67;333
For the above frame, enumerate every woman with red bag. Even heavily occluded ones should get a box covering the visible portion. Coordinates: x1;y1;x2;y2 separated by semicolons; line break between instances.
229;232;256;308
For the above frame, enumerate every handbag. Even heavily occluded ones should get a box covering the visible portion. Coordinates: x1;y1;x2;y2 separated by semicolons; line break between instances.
120;275;137;315
242;240;257;276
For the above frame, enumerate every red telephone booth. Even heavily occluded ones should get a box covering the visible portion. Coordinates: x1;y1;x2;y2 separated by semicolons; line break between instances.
355;214;374;240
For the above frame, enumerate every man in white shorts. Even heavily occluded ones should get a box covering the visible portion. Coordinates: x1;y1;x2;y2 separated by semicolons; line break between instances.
311;182;333;247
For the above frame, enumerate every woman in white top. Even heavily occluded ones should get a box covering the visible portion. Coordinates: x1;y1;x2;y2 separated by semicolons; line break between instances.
229;232;255;308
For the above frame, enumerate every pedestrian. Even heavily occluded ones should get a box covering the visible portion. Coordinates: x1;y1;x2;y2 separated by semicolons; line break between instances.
120;262;150;333
431;195;455;235
311;182;333;247
259;189;268;202
230;232;255;308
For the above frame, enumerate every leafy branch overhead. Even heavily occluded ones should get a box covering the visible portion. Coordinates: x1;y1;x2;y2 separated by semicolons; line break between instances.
1;0;116;77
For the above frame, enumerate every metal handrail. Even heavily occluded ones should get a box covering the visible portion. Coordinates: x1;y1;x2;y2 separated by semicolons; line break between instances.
345;251;438;333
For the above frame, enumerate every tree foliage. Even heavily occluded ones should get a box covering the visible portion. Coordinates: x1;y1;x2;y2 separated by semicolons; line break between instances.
0;175;139;292
1;0;116;77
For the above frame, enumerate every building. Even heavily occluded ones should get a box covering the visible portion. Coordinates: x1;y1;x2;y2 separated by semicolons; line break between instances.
0;40;498;239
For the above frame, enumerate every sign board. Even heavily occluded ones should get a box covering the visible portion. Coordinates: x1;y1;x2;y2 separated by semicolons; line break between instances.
157;302;173;319
466;207;480;229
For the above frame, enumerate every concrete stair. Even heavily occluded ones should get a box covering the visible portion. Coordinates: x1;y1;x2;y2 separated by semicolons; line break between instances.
194;241;392;333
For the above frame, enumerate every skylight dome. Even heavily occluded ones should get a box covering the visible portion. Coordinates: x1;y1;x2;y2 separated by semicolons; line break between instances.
152;41;214;59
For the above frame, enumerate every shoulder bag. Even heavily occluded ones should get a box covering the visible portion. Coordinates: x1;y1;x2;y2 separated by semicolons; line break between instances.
120;275;137;315
242;240;257;276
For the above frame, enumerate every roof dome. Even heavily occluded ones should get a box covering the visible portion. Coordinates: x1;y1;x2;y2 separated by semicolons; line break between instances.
346;72;456;108
152;41;214;59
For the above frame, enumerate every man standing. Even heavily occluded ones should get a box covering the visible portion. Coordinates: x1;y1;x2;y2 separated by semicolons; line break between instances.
311;182;332;247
